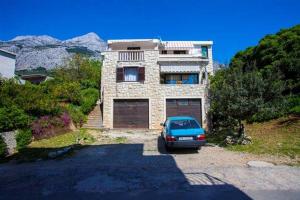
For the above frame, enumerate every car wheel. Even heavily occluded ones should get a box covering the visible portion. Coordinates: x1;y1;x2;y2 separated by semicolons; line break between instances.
165;143;172;151
195;146;201;150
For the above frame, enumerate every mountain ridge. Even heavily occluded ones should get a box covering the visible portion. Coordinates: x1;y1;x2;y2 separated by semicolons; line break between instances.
0;33;107;71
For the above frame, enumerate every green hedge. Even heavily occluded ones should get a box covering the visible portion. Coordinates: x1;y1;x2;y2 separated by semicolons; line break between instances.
79;88;99;114
288;96;300;115
66;104;87;128
16;129;32;150
290;106;300;115
0;79;61;117
0;106;30;132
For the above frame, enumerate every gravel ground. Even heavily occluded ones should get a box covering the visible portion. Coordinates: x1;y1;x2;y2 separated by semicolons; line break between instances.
0;129;300;200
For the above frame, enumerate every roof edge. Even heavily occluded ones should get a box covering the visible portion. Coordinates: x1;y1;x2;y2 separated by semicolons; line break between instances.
108;39;160;44
0;49;17;57
107;39;213;45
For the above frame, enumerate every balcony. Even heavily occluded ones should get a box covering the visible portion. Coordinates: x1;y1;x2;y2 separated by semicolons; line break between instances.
158;54;208;63
118;51;144;62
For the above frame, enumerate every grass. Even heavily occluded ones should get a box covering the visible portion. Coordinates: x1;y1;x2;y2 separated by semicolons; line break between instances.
29;129;95;148
3;129;95;162
227;115;300;158
114;136;127;143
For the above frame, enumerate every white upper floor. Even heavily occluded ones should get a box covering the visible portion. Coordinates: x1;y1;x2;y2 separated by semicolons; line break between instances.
105;39;213;62
102;39;213;86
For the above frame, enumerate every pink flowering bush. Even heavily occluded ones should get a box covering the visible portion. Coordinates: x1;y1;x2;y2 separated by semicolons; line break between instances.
31;112;71;139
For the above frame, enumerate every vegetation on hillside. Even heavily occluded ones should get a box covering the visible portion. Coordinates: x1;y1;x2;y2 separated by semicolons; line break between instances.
209;25;300;138
0;55;101;154
228;116;300;160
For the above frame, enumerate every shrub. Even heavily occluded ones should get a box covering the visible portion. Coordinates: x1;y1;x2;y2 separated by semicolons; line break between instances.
290;106;300;115
0;106;31;132
60;112;71;126
14;82;61;116
0;72;55;112
31;113;71;139
288;95;300;115
0;78;21;107
79;88;99;114
51;82;82;104
16;129;32;150
80;80;99;89
0;136;7;158
66;104;87;128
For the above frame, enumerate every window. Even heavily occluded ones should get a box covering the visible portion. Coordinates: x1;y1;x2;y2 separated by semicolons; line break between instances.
170;120;200;130
161;73;199;84
161;50;167;54
127;47;141;50
116;67;145;82
201;46;208;58
165;74;181;84
124;67;138;82
173;50;187;54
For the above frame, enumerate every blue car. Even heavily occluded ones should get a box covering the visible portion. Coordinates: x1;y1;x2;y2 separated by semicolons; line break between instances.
161;116;206;150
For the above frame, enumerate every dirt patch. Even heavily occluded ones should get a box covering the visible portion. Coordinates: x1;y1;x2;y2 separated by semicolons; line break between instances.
96;129;299;167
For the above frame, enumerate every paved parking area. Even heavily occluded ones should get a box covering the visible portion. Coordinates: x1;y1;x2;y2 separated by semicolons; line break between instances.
0;130;300;199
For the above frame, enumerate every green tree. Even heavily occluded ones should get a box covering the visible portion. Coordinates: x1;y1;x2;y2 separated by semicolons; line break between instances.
51;54;102;89
211;68;263;130
209;24;300;135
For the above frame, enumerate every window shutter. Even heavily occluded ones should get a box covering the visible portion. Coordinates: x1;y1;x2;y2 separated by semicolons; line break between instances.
116;68;124;82
138;67;145;82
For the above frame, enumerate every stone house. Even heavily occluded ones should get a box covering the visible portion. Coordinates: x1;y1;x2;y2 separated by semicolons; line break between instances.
101;39;213;129
0;49;16;79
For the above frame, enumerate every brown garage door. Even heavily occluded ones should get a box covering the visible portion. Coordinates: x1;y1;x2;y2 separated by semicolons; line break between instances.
166;99;202;125
113;99;149;128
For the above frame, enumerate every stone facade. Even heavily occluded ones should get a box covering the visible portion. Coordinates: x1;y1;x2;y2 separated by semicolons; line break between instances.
101;46;213;130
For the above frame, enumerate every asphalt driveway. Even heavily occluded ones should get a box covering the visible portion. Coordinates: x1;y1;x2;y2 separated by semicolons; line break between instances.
0;130;300;200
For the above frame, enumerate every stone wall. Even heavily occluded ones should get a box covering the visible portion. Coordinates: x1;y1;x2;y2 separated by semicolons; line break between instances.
101;49;213;129
0;131;17;155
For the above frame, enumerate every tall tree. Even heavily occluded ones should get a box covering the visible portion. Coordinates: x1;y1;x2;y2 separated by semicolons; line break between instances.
209;24;300;134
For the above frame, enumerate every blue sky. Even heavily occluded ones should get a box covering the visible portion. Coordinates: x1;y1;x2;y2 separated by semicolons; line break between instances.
0;0;299;63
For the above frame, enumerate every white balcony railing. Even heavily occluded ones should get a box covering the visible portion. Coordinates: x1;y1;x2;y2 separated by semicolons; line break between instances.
118;51;144;61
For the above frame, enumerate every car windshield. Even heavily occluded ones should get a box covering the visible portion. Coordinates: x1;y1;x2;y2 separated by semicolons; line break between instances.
169;120;200;129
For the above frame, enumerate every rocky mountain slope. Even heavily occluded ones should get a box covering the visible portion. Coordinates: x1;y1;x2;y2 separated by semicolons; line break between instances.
0;33;107;72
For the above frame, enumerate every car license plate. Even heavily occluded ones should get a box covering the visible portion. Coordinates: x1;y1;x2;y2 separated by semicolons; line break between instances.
178;137;193;141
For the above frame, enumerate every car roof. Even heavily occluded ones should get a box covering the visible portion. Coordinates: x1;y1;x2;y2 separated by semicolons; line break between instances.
167;116;196;121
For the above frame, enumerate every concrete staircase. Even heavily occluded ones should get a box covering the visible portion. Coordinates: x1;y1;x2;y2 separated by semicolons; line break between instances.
83;102;103;129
